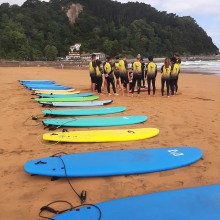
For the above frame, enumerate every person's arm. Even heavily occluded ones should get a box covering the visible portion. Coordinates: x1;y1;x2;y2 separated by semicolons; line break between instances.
125;61;130;78
155;64;157;77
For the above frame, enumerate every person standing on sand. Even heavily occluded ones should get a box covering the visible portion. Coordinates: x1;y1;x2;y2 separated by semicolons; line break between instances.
175;53;181;94
161;57;171;97
95;59;103;95
140;57;146;87
104;57;118;96
131;55;142;97
113;56;121;90
118;55;130;96
146;56;157;96
170;57;180;95
89;54;97;92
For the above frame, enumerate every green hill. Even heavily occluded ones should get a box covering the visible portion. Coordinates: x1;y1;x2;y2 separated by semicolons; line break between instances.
0;0;218;60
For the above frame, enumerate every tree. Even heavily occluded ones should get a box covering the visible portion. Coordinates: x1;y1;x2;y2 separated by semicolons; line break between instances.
44;45;58;60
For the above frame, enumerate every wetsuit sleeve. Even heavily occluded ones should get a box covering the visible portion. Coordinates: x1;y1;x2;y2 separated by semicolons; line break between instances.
145;64;148;77
155;64;157;77
103;62;106;74
124;60;128;70
131;62;134;70
99;67;103;74
161;65;164;73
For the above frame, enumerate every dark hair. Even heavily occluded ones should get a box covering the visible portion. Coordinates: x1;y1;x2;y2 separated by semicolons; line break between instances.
177;58;181;64
91;54;96;59
170;56;177;63
115;56;119;59
106;56;111;62
148;56;153;61
96;59;102;66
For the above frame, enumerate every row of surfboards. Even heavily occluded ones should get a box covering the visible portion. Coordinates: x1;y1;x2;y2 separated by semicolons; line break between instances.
20;79;160;142
19;80;220;219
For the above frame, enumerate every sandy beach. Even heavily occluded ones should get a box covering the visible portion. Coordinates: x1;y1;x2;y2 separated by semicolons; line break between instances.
0;67;220;219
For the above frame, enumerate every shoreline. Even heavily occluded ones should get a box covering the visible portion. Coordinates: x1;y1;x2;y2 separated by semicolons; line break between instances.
1;59;220;76
0;54;220;66
0;67;219;219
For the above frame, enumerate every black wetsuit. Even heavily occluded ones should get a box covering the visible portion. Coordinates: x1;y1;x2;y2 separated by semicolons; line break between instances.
161;65;171;96
104;62;116;94
146;62;157;95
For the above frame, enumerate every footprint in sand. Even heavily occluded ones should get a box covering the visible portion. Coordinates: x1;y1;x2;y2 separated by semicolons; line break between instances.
191;165;207;173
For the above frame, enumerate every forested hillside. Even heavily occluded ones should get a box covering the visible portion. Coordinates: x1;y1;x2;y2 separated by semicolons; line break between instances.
0;0;218;60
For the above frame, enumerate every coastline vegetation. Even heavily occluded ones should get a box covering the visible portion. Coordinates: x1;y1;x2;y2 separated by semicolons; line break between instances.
0;0;218;61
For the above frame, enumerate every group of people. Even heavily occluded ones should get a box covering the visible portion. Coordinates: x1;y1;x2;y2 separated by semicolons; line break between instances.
89;53;181;97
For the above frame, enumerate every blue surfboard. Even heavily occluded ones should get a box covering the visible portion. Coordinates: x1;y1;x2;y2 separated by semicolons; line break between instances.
25;83;62;88
42;115;147;127
42;106;126;116
37;92;93;98
24;147;202;177
30;86;72;90
26;84;69;88
52;184;220;220
41;100;113;107
19;80;55;84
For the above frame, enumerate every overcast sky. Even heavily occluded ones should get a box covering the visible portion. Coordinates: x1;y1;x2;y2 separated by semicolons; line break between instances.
1;0;219;50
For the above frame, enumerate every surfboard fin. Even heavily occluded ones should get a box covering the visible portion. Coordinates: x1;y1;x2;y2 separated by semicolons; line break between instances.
43;123;57;131
51;176;60;181
48;125;58;131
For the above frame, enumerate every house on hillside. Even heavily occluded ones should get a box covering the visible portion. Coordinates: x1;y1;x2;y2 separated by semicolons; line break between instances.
65;44;106;61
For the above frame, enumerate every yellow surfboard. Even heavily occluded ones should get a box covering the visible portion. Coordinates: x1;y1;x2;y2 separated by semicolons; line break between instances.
34;90;80;95
43;128;159;143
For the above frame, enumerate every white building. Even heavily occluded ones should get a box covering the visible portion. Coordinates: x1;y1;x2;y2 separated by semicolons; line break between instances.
93;53;105;61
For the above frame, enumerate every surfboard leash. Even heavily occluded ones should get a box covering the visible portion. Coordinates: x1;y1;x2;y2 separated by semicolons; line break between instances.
38;152;102;219
39;201;102;220
36;134;62;147
22;114;44;127
50;152;87;204
43;118;77;131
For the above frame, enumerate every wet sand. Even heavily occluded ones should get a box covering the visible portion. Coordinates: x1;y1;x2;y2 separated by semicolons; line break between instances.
0;67;220;219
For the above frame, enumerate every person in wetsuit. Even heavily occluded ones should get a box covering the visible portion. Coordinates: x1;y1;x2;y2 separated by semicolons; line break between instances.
118;55;130;96
174;53;181;94
131;55;142;97
161;57;171;97
140;57;146;87
170;57;180;95
146;56;157;96
89;54;97;92
113;56;121;90
95;59;103;95
104;56;118;96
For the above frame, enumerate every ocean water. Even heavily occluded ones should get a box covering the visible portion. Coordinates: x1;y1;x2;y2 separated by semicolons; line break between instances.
181;60;220;75
155;60;220;75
